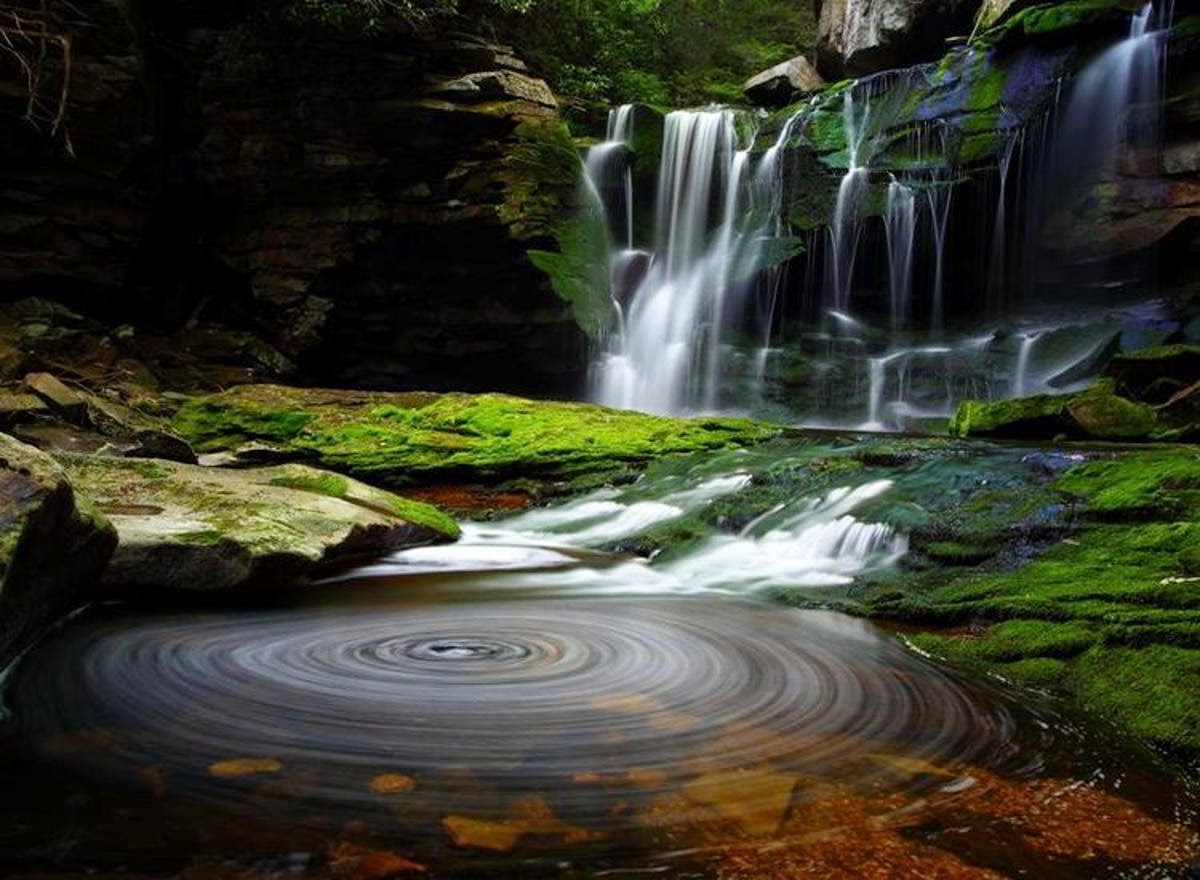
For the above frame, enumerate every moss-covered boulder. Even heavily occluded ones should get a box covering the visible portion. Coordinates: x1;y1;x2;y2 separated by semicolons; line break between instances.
55;455;458;594
0;434;116;665
950;383;1159;440
170;385;780;488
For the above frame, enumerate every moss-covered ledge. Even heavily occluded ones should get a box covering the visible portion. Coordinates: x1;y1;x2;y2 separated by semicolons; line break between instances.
862;447;1200;756
170;385;781;488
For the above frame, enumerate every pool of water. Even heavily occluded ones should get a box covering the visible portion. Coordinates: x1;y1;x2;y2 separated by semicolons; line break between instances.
1;442;1197;879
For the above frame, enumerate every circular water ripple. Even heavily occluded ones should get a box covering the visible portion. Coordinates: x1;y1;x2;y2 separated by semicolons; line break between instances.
11;598;1028;833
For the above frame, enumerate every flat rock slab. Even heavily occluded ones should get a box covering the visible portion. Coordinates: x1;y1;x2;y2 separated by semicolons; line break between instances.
54;455;460;593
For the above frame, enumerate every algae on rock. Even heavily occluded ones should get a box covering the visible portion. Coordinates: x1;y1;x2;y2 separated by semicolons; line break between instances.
56;454;459;594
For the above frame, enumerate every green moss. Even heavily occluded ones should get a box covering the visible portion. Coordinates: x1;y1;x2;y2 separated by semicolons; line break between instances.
1174;14;1200;37
388;495;461;538
963;60;1006;113
268;473;350;499
870;446;1200;754
980;0;1128;41
172;385;779;488
503;118;614;339
175;529;227;546
950;383;1158;441
1075;645;1200;751
950;393;1066;437
171;401;315;451
913;619;1099;663
1054;450;1200;520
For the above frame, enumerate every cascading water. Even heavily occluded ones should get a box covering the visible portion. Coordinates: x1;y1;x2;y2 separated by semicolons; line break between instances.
590;109;763;414
885;176;916;330
1050;1;1171;195
582;1;1178;427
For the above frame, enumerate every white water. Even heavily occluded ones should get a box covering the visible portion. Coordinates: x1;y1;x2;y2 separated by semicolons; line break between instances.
1050;2;1169;195
885;176;916;330
592;109;763;414
332;467;906;596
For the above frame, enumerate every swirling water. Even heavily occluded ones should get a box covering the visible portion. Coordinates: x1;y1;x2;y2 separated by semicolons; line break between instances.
1;445;1197;878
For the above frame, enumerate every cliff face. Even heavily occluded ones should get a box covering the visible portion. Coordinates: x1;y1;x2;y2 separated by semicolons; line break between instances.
0;2;590;394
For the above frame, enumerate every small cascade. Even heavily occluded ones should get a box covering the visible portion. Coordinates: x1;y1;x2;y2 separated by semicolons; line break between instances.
1050;2;1171;195
1012;331;1042;397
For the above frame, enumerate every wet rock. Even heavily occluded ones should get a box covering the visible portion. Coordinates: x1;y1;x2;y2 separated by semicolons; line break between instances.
0;433;117;664
54;456;459;594
814;0;980;78
743;56;825;107
950;383;1159;441
24;372;88;423
0;392;48;428
1105;344;1200;403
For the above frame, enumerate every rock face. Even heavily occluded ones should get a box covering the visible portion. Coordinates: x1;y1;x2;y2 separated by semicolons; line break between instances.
0;5;590;395
743;55;826;107
0;434;116;665
56;455;459;593
814;0;981;78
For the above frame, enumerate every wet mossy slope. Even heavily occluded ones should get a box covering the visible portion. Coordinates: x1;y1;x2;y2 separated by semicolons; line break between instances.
862;446;1200;755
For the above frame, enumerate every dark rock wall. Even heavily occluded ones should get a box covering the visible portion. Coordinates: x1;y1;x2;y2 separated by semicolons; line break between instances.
0;2;589;394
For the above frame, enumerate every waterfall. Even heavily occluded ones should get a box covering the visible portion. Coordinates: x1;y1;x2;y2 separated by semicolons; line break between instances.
591;107;790;415
1012;331;1042;397
579;1;1175;425
826;86;877;316
1049;2;1170;197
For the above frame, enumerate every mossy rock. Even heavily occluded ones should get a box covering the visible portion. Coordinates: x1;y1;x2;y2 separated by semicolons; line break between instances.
171;385;780;488
979;0;1133;43
950;383;1158;441
56;454;459;594
1105;344;1200;404
0;434;116;664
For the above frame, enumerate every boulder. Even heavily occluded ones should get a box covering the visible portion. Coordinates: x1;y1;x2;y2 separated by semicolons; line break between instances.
950;383;1159;441
743;56;826;107
24;372;87;423
814;0;980;78
55;455;460;594
0;434;117;665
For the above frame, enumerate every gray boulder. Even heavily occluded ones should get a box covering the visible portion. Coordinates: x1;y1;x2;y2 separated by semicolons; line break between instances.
55;455;460;594
743;55;826;107
0;434;117;665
